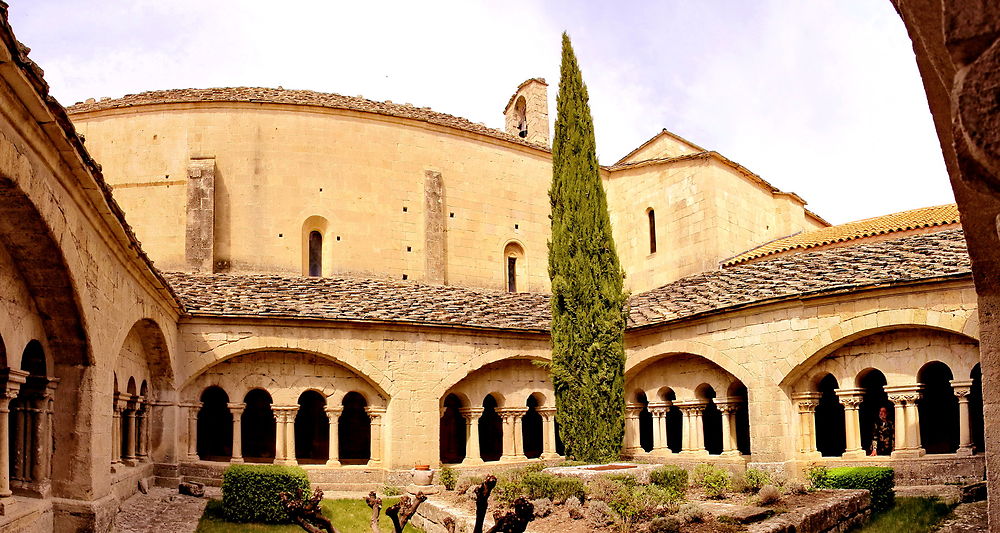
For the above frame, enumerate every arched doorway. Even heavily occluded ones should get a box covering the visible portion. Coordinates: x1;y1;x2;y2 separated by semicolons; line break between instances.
439;394;466;464
294;390;329;464
971;364;985;453
637;392;653;453
858;369;891;456
815;374;846;457
522;395;543;459
918;362;959;454
242;389;276;463
198;386;232;460
479;394;503;462
698;385;722;455
339;392;371;464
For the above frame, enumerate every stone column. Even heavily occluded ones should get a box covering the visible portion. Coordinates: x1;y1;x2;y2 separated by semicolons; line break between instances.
904;389;924;456
136;398;148;462
325;406;343;466
228;403;245;463
694;405;706;452
888;393;908;456
286;408;298;465
29;386;53;483
273;407;298;465
676;401;707;455
366;407;385;465
123;396;140;466
112;393;125;465
498;408;527;462
45;381;57;477
0;370;27;497
182;402;202;461
951;380;975;455
459;407;484;464
624;403;644;455
835;389;865;458
538;407;559;459
717;397;745;456
791;393;820;457
649;401;671;456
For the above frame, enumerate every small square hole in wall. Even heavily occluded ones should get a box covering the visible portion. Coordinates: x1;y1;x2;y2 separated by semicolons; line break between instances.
515;224;519;230
319;188;323;192
403;206;408;212
278;233;283;238
406;246;412;252
336;236;341;241
402;274;408;280
450;212;455;218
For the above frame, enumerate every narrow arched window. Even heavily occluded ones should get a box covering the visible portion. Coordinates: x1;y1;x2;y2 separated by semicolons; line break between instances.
308;231;322;277
507;257;517;292
648;209;657;254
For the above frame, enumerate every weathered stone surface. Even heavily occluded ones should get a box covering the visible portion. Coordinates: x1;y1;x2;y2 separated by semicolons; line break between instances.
700;501;774;524
177;481;204;498
749;490;869;533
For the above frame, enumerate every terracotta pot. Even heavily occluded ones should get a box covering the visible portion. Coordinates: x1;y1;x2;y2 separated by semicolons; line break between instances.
412;466;434;485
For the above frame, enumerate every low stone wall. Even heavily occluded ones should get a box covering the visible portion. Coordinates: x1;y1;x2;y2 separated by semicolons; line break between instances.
749;490;871;533
797;454;985;485
0;498;53;533
178;461;389;491
412;498;481;533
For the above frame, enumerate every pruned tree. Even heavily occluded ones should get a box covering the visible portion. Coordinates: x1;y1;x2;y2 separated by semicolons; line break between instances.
364;490;427;533
548;31;628;462
280;488;340;533
468;475;535;533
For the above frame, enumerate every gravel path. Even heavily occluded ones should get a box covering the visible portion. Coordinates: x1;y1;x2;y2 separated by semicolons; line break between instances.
936;501;988;532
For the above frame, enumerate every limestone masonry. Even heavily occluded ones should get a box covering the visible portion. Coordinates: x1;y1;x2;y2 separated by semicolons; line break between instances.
0;5;984;532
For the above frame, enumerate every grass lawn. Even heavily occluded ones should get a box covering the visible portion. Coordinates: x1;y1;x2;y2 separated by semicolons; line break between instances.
196;498;424;533
854;497;954;533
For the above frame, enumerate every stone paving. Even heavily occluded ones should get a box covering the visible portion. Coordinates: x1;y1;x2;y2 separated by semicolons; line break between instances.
936;501;988;533
111;487;212;533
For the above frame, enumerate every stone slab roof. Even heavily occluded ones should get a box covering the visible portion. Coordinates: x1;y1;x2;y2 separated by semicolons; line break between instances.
164;228;971;332
66;87;548;151
630;228;970;328
161;272;551;332
723;203;960;266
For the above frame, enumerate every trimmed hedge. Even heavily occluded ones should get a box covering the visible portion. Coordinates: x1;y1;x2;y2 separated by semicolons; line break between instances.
813;466;895;511
221;464;311;523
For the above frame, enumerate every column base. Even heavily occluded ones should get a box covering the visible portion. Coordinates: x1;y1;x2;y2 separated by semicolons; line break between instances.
186;455;200;462
122;459;138;467
842;449;866;459
230;457;245;464
274;459;298;466
890;448;926;458
651;448;673;457
679;450;709;457
460;457;484;466
325;459;341;467
722;450;745;458
499;455;521;463
367;459;382;467
540;452;560;460
956;446;974;457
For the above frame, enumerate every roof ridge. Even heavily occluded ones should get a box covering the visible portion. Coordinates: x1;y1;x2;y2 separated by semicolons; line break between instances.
66;86;550;152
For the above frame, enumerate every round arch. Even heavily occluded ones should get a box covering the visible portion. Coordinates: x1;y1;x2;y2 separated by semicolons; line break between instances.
780;310;977;388
625;340;754;389
110;318;175;391
181;337;394;400
433;353;550;403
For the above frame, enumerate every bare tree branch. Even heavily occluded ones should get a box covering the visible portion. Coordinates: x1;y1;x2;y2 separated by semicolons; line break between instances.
280;488;341;533
364;491;383;533
485;497;535;533
386;492;427;533
472;475;498;533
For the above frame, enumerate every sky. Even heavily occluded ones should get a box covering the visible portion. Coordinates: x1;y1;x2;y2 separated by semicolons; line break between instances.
8;1;954;225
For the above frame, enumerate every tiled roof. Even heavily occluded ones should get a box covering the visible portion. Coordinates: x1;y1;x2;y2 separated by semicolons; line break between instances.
162;272;551;332
66;87;548;151
723;204;960;266
164;229;970;331
630;228;970;328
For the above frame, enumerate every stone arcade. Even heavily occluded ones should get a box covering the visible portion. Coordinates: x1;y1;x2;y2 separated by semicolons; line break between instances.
0;5;990;532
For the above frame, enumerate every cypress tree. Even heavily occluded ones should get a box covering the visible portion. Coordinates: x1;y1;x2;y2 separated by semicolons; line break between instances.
548;33;628;462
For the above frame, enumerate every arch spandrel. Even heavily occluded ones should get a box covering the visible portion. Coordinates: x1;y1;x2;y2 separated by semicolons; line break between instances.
780;309;978;389
625;339;753;390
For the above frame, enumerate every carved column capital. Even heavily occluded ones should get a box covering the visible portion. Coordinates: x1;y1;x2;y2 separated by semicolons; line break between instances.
536;407;557;419
625;403;644;418
497;407;529;421
834;388;865;408
227;402;246;415
885;384;923;405
674;400;707;414
365;406;386;423
950;379;974;400
458;407;484;421
323;406;344;419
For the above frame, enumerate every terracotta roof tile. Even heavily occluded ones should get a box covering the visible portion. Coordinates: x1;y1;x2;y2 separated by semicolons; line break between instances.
164;228;970;331
66;87;548;151
723;204;960;266
630;228;969;328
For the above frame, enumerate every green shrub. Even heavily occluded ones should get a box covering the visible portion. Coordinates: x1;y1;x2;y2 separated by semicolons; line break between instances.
813;466;895;511
221;464;311;523
744;469;772;493
690;464;715;487
806;465;829;489
702;468;731;499
757;485;781;505
439;466;458;491
455;475;484;494
382;485;402;496
677;502;705;523
650;465;688;494
496;470;587;504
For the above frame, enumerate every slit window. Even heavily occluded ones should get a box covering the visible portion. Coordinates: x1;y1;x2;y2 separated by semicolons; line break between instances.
648;209;657;254
507;257;517;292
308;231;322;276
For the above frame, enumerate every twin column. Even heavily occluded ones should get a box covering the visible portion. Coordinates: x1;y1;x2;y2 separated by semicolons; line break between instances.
624;397;744;457
456;406;558;465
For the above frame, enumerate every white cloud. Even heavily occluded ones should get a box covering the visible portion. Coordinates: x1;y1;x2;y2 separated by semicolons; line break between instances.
9;0;953;225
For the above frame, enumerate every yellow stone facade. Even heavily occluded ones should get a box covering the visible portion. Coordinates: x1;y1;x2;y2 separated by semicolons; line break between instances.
0;12;982;533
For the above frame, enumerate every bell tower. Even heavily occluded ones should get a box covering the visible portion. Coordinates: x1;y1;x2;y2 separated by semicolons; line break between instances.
503;78;549;146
